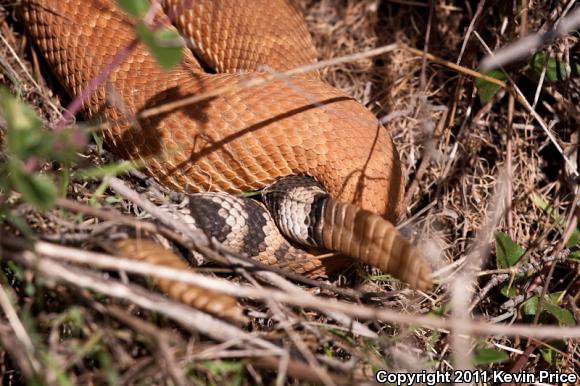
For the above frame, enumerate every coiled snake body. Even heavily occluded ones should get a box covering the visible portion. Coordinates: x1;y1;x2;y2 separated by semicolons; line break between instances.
20;0;432;290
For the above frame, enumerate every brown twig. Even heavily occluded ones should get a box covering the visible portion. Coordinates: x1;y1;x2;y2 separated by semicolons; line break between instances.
137;43;400;119
0;280;42;376
506;94;515;238
481;3;580;70
404;109;448;206
407;40;579;176
0;323;37;381
4;238;580;339
455;0;486;65
252;356;354;386
4;248;281;351
104;305;189;386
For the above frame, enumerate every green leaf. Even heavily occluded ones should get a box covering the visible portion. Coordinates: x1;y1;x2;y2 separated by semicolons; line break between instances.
566;229;580;248
429;302;450;317
530;193;550;212
521;292;576;326
0;88;45;159
97;349;120;386
539;347;556;365
63;307;84;328
323;342;333;358
500;284;517;298
105;195;122;204
522;292;561;316
543;302;576;326
495;231;525;268
475;70;507;103
135;23;183;70
0;88;42;133
472;348;509;365
92;131;104;155
539;341;565;366
522;295;539;316
527;52;577;83
9;163;57;210
25;282;36;297
574;61;580;77
116;0;149;18
565;225;580;262
0;206;33;238
202;360;244;374
0;88;83;162
201;360;244;386
57;164;71;196
4;260;25;281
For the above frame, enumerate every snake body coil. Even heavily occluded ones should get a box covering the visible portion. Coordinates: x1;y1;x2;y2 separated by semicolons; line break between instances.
20;0;432;290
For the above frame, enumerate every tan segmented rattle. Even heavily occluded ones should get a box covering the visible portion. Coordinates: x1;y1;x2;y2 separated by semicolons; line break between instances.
20;0;432;294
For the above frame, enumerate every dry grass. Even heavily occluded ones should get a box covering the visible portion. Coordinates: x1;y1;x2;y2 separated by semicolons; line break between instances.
1;0;579;385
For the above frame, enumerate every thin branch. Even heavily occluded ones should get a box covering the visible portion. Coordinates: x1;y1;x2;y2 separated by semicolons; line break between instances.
6;248;281;352
472;31;578;177
481;5;580;70
5;239;580;339
0;283;42;375
137;43;399;119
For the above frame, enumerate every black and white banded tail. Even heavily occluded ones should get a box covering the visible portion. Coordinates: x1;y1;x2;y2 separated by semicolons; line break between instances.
263;176;432;290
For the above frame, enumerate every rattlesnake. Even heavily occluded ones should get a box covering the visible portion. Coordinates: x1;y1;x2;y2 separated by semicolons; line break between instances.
19;0;432;294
